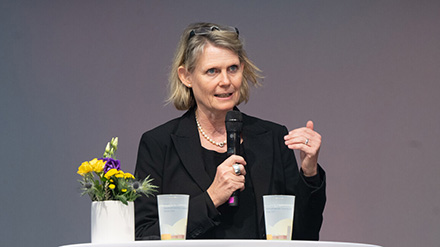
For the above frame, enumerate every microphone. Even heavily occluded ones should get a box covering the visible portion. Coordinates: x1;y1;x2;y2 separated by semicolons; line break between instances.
225;110;243;207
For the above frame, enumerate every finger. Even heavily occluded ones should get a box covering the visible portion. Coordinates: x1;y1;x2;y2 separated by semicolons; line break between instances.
285;143;314;152
237;175;246;191
284;136;311;146
286;138;321;153
285;127;314;140
239;184;246;192
285;129;321;144
226;172;245;185
306;120;314;130
227;155;247;166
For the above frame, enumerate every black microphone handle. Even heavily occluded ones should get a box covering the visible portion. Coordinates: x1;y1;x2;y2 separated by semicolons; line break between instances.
227;131;241;155
225;110;243;207
227;131;241;207
228;190;239;206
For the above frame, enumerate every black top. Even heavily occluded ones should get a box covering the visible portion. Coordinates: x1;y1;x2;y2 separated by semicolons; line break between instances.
201;144;259;238
134;108;326;240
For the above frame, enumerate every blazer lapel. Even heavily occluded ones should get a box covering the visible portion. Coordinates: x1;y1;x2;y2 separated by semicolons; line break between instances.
242;114;274;235
171;109;212;191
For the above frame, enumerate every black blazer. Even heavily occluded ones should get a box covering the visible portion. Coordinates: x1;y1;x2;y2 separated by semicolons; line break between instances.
134;108;326;240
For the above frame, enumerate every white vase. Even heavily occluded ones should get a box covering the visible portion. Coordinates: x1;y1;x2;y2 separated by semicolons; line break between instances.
91;201;135;243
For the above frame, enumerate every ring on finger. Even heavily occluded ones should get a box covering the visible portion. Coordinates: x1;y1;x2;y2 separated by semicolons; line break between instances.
232;164;241;175
305;138;310;145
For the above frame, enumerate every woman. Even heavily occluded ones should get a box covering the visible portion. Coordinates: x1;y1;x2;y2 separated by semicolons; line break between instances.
134;22;326;240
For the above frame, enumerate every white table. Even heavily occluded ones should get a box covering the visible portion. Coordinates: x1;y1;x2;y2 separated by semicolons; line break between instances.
60;240;382;247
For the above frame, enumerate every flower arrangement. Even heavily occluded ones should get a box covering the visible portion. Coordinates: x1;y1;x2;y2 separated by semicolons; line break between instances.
77;137;157;205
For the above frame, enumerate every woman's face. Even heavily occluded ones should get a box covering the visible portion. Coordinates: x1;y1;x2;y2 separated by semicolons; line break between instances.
185;43;243;116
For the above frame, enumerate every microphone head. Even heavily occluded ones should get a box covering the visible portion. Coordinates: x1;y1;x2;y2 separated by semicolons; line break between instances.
225;110;243;132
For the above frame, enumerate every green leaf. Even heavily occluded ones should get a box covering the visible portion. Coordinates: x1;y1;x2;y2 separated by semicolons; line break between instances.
116;195;128;205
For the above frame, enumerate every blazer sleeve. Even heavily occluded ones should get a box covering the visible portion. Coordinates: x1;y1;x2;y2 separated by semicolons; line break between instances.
134;132;164;240
279;125;326;240
134;130;222;240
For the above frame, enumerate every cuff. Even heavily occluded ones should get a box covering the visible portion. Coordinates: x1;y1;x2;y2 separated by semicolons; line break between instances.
300;165;324;189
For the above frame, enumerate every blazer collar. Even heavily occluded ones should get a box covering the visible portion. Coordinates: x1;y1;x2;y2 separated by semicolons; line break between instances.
171;109;213;191
241;113;274;197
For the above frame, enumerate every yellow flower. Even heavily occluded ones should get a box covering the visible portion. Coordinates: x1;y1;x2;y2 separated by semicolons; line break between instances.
77;161;94;176
89;158;105;173
121;189;127;192
104;169;119;179
109;184;115;189
124;172;135;179
115;170;124;178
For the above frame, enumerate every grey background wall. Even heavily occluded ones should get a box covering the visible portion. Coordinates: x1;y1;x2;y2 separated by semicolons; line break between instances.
1;1;439;247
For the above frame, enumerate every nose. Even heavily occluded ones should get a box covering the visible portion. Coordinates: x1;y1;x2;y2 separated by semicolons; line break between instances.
218;70;231;86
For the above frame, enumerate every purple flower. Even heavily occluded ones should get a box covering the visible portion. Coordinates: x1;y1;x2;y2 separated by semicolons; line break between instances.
103;158;121;173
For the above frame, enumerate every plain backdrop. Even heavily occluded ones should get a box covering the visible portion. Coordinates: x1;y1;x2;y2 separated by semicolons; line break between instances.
1;1;439;247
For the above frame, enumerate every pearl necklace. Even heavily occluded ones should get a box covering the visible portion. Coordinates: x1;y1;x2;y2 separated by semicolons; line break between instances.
195;114;227;148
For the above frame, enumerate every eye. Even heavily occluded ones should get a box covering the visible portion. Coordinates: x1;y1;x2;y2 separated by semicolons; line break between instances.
206;68;218;75
228;65;239;73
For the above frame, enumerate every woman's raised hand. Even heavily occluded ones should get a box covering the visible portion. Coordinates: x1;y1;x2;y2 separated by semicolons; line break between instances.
284;120;321;177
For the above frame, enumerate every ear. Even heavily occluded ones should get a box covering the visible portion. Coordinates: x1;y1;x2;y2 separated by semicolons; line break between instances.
177;66;192;88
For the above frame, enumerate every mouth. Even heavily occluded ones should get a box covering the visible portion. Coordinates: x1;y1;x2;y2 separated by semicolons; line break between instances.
215;93;233;98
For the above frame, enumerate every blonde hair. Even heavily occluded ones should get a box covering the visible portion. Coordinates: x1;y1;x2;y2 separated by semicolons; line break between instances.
167;22;262;110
